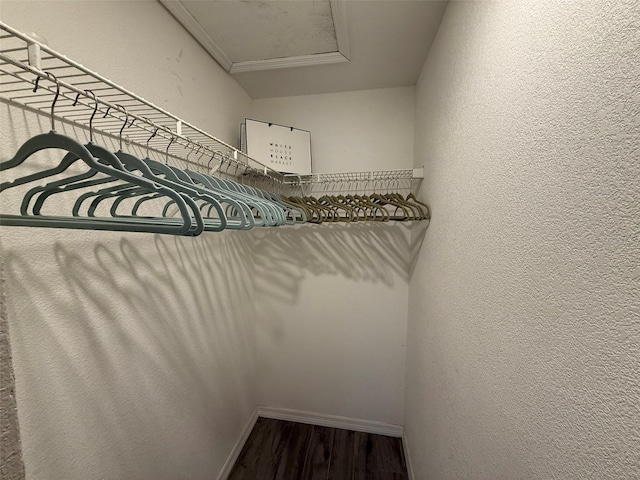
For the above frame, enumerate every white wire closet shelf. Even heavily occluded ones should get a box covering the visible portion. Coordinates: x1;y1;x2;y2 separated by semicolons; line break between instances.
284;168;424;184
0;22;280;181
0;21;423;191
283;169;424;196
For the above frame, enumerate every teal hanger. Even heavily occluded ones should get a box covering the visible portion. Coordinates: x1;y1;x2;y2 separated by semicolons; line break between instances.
1;78;196;235
165;161;252;230
24;92;202;235
174;154;254;230
188;159;272;227
229;177;285;226
198;160;283;226
64;109;219;233
238;175;304;225
133;139;240;232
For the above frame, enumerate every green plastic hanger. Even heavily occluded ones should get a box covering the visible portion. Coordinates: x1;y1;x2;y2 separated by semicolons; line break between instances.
1;78;196;235
11;88;200;234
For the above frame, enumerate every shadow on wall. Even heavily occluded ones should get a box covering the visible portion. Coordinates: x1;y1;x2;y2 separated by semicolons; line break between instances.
251;221;429;305
1;100;430;310
2;231;257;477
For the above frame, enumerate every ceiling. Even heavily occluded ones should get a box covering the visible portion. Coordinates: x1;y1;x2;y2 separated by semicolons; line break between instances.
161;0;448;99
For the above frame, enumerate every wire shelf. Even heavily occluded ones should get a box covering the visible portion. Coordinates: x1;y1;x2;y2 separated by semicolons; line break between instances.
282;168;423;195
0;22;282;181
283;168;423;185
0;22;424;194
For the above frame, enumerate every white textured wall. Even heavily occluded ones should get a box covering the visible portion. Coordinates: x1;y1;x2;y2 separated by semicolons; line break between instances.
253;223;411;426
250;87;415;172
1;2;256;479
250;88;415;426
406;1;640;479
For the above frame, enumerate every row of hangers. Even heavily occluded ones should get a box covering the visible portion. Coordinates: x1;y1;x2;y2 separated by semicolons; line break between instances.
1;73;429;235
281;192;430;223
0;73;307;235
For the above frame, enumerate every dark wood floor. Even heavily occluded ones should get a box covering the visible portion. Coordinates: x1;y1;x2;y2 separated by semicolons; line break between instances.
228;417;408;480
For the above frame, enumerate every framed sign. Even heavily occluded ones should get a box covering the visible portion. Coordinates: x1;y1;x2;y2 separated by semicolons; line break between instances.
244;118;312;175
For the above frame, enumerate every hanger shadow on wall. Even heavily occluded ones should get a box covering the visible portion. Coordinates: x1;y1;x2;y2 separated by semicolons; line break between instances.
1;231;258;446
251;220;429;304
1;99;430;309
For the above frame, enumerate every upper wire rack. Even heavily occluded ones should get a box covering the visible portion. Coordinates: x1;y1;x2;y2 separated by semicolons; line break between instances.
0;22;282;180
0;22;423;190
283;168;423;185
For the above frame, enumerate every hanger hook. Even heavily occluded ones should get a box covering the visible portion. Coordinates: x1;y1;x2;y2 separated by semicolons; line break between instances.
84;90;98;143
207;151;217;170
34;72;60;131
197;146;207;167
166;136;175;164
193;146;203;167
185;143;196;161
144;119;159;158
114;104;128;151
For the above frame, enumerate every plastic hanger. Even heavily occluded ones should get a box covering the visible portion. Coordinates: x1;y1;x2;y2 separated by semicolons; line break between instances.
76;112;227;232
338;194;367;221
240;179;289;226
370;192;411;221
0;76;196;235
19;93;200;235
215;176;280;226
180;155;251;223
196;159;279;227
405;193;431;220
281;195;318;223
27;94;203;235
304;195;337;222
257;178;305;224
319;195;356;222
381;191;418;221
256;180;305;224
160;147;251;230
234;180;283;225
61;111;185;228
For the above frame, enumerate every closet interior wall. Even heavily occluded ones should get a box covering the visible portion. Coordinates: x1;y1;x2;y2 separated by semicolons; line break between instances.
251;89;415;426
406;1;640;479
1;2;257;480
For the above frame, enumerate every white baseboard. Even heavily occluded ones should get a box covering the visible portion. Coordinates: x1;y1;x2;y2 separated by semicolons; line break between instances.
402;432;415;480
257;406;403;438
217;407;259;480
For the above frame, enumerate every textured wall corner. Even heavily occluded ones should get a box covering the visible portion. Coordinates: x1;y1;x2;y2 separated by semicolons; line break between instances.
0;256;25;480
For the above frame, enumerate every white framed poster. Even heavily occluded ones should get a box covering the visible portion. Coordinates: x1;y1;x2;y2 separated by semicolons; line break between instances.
245;118;312;175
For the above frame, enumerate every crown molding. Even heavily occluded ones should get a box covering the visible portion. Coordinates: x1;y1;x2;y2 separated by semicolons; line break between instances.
230;52;348;74
331;0;351;61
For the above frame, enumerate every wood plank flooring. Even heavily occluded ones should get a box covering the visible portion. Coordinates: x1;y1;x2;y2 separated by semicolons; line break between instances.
228;418;408;480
